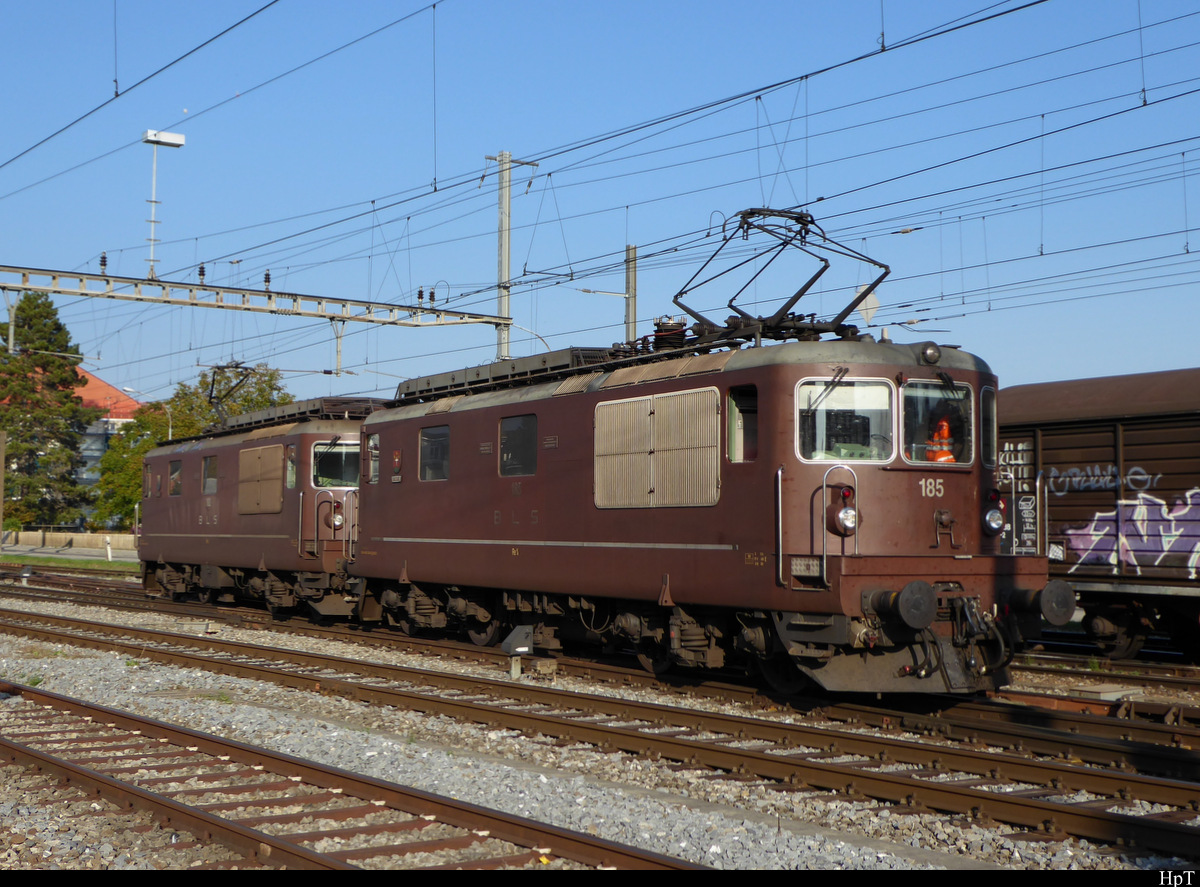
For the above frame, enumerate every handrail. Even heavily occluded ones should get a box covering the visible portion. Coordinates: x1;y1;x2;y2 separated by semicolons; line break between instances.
1035;470;1046;557
344;489;359;563
774;466;784;587
820;463;860;585
297;491;306;558
311;488;357;562
311;489;336;561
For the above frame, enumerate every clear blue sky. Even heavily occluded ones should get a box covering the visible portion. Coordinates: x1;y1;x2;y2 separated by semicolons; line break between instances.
2;0;1198;404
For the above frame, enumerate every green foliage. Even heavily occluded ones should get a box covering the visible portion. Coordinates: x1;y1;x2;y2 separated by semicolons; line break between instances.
92;364;292;529
0;292;102;527
166;364;294;440
92;409;160;530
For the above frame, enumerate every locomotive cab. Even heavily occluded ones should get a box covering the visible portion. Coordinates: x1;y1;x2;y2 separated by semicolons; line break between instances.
768;351;1069;693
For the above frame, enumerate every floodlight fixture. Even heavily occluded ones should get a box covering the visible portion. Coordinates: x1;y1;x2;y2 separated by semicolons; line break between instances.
142;130;185;148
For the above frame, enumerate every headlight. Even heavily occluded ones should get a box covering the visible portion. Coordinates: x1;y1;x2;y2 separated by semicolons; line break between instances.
331;512;345;529
837;506;858;534
982;508;1004;535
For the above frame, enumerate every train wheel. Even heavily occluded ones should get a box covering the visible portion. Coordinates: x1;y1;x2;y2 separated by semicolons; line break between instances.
1102;626;1146;660
467;618;502;647
1084;608;1148;660
384;611;415;635
757;657;809;695
635;644;672;676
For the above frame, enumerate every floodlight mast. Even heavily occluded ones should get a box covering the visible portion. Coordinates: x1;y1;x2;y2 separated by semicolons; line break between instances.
142;130;186;280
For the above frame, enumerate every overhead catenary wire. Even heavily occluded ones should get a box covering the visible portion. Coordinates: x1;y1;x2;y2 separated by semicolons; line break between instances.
0;0;282;173
20;0;1198;396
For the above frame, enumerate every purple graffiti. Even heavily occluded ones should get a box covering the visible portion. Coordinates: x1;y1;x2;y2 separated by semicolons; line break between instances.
1064;487;1200;579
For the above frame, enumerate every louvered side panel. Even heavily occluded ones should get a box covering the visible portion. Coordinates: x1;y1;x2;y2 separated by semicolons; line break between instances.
652;388;720;507
594;397;653;507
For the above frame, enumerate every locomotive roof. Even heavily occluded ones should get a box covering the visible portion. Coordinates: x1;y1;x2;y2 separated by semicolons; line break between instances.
148;396;386;449
373;337;993;421
213;396;386;432
1000;367;1200;426
145;416;366;459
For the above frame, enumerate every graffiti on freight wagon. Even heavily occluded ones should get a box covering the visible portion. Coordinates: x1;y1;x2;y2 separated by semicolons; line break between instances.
1063;487;1200;579
1047;464;1162;497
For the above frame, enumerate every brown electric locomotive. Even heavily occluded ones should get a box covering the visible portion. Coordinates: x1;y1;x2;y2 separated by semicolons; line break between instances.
349;210;1069;693
139;397;384;615
139;210;1069;694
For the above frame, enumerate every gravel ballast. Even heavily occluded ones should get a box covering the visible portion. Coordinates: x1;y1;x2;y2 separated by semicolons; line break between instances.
0;598;1194;871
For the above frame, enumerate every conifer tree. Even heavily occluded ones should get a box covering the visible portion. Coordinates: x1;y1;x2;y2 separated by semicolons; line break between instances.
0;292;102;527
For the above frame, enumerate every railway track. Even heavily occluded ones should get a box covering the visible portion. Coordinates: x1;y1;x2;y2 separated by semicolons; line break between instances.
8;571;1200;739
0;681;697;870
2;607;1198;859
1012;653;1200;696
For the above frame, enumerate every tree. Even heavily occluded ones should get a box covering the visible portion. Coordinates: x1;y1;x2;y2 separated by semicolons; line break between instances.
93;364;292;529
0;292;103;528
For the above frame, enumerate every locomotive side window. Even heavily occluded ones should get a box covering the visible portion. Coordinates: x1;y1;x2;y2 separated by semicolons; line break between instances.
728;386;758;463
797;380;893;462
202;456;218;494
285;444;297;489
143;464;151;499
902;380;974;465
981;387;997;468
313;440;360;488
420;426;450;481
168;460;183;496
365;434;380;485
499;415;537;477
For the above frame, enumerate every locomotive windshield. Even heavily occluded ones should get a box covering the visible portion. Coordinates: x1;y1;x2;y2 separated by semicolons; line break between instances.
902;380;973;465
313;440;360;487
797;379;893;462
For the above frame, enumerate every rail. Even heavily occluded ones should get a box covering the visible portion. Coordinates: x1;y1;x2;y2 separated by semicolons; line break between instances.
6;612;1200;859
